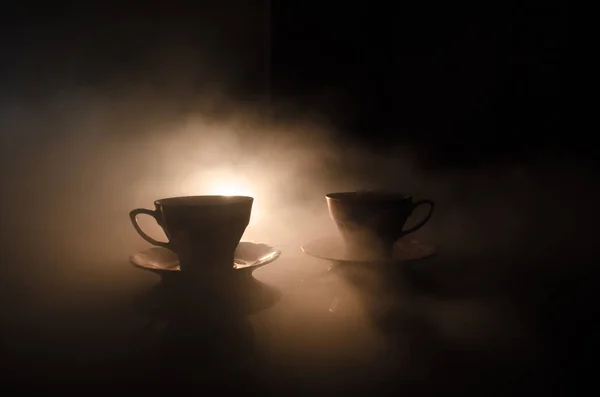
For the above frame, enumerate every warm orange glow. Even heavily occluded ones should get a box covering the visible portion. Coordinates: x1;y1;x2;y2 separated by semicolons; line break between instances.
201;170;263;227
205;176;255;197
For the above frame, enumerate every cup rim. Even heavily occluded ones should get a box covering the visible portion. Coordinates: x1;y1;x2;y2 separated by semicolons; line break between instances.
326;191;410;201
155;195;254;207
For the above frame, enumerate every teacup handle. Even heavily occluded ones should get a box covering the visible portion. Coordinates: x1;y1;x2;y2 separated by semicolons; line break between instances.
402;199;435;236
129;208;171;249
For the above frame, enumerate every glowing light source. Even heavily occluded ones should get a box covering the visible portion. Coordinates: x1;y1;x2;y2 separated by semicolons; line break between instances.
201;171;263;228
205;177;254;197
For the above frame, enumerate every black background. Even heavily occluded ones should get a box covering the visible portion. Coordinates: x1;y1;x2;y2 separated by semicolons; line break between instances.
2;1;570;167
271;1;568;166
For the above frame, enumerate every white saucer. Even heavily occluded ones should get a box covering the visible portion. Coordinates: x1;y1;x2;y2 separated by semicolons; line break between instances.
301;236;437;264
130;241;282;274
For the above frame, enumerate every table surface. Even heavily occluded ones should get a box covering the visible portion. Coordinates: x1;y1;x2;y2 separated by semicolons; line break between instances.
1;237;598;396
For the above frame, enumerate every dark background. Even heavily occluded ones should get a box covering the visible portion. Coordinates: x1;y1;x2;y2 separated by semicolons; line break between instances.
271;1;568;166
2;1;570;167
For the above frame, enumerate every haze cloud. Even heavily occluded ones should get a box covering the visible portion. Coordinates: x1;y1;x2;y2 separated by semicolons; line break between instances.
1;82;595;316
0;8;592;382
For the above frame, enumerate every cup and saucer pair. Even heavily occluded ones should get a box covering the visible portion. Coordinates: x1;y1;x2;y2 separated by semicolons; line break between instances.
301;192;439;323
127;191;439;311
301;191;438;269
128;196;281;277
128;196;283;316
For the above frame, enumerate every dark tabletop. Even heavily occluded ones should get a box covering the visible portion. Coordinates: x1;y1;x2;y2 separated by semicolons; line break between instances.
1;165;598;395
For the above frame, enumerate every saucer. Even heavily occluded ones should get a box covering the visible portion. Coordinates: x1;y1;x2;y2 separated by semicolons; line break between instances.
301;236;437;264
130;241;282;274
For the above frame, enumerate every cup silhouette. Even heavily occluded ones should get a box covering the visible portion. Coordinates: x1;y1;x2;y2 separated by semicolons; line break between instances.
129;195;253;273
326;191;434;260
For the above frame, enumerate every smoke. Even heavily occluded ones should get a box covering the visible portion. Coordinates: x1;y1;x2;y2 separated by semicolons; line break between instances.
1;82;597;323
0;9;593;388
